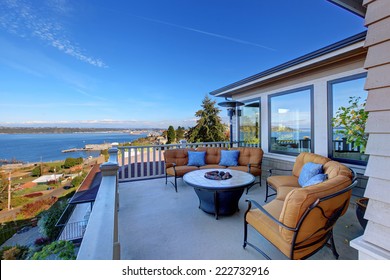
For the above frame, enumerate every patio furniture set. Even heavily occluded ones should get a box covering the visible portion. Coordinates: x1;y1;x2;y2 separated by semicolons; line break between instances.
163;148;357;260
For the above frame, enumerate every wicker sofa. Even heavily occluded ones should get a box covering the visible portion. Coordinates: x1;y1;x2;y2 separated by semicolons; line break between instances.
164;147;264;192
244;152;357;259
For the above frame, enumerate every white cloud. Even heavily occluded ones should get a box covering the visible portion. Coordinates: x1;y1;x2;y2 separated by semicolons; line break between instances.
135;15;276;51
0;0;107;67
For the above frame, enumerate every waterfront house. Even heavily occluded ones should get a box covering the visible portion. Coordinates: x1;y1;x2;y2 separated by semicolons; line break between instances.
32;174;64;185
73;0;389;260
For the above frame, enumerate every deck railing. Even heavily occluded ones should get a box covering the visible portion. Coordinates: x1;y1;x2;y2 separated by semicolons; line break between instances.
57;220;88;242
76;147;120;260
117;141;259;182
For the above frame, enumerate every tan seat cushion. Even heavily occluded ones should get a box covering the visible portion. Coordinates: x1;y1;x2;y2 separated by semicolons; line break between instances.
166;166;198;177
267;175;300;192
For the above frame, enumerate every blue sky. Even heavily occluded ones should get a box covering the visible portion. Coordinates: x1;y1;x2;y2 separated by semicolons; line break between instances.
0;0;365;129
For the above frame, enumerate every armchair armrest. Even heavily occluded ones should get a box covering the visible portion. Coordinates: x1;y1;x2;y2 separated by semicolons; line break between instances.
245;199;296;231
165;162;177;168
247;163;260;173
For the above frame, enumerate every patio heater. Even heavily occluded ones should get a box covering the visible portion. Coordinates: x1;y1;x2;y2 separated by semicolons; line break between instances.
218;100;244;147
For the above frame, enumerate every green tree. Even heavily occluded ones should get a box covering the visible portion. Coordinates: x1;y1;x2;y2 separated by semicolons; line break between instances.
63;157;83;168
38;200;67;241
332;96;369;153
176;126;185;140
31;166;41;177
71;172;87;188
186;96;228;143
167;125;176;144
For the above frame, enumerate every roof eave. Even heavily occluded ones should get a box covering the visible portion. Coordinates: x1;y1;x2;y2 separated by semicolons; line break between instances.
327;0;366;18
210;31;367;97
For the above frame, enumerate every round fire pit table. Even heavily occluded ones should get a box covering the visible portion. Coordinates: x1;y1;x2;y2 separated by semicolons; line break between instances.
183;169;255;219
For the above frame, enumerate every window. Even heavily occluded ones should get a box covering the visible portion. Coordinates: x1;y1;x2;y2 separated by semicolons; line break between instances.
269;86;313;155
240;101;260;146
328;73;368;165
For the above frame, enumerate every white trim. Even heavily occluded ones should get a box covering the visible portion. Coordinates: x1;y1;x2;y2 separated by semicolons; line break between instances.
350;236;390;259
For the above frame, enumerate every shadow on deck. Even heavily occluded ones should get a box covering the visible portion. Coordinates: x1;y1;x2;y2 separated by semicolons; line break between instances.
118;176;364;260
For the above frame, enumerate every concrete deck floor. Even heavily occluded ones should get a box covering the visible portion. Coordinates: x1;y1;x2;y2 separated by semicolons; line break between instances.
118;177;364;260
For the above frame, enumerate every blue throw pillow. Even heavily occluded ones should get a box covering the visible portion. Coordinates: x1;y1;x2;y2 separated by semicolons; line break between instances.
302;173;328;187
298;162;323;186
219;150;240;166
187;151;206;166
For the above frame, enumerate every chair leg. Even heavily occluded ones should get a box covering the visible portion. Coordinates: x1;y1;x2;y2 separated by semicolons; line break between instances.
329;231;339;259
246;177;261;194
174;176;178;192
243;220;248;248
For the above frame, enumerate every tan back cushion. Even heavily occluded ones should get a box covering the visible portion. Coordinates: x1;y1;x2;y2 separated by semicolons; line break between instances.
292;152;331;177
230;147;264;168
164;148;194;167
278;175;352;244
323;161;353;179
196;147;227;165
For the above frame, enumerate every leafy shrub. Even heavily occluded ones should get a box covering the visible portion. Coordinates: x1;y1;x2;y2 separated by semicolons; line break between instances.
71;172;86;188
38;200;67;240
31;240;76;260
63;157;83;168
1;245;29;260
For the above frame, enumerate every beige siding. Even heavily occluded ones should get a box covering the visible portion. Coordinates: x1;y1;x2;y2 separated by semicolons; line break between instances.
365;177;390;203
365;134;390;156
365;63;390;89
365;0;390;25
364;40;390;68
364;16;390;47
351;0;390;260
365;111;390;133
365;88;390;111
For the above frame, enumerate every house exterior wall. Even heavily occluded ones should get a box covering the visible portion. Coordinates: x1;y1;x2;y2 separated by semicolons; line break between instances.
233;54;366;164
228;49;369;198
350;0;390;260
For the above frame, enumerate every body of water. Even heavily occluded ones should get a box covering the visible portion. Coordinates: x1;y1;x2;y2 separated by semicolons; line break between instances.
0;133;146;164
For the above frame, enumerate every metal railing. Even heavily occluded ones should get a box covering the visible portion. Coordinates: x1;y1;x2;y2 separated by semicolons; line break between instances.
57;220;88;242
117;141;260;182
333;138;360;153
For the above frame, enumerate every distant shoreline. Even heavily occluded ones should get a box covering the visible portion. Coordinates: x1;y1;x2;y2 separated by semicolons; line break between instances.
0;127;162;134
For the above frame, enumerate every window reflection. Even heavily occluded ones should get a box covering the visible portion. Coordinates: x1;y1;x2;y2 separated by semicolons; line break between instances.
240;102;260;146
269;87;313;155
329;74;368;164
